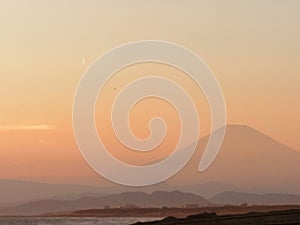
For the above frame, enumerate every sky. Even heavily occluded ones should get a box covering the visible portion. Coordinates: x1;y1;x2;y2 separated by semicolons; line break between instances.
0;0;299;184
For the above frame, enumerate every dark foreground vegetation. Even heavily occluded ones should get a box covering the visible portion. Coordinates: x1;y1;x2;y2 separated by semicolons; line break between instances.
132;209;300;225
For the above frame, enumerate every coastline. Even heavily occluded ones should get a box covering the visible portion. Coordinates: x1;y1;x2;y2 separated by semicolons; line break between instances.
36;205;300;218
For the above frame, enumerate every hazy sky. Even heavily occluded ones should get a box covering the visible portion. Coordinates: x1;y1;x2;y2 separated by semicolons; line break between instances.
0;0;299;183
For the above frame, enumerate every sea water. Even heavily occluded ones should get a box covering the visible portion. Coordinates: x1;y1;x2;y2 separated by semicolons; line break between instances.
0;217;160;225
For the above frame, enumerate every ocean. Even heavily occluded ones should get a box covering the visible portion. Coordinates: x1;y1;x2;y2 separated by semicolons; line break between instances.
0;217;160;225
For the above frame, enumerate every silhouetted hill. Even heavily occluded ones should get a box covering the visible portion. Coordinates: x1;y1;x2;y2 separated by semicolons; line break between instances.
210;191;300;205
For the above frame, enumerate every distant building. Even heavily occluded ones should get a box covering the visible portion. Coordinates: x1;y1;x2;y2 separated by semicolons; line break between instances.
240;203;248;207
185;204;199;209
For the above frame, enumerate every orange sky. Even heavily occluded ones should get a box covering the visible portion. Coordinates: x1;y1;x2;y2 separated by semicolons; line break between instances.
0;0;299;183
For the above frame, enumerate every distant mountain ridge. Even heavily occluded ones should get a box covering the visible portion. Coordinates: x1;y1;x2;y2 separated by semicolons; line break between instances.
1;190;300;216
210;191;300;205
0;191;208;215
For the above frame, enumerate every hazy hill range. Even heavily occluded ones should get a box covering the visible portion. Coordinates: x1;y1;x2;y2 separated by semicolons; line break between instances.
210;191;300;205
1;190;300;216
0;179;240;206
0;191;208;215
170;125;300;195
0;180;108;207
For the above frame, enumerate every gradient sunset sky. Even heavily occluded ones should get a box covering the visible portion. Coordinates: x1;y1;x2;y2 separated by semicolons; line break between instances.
0;0;299;184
